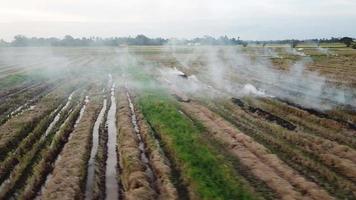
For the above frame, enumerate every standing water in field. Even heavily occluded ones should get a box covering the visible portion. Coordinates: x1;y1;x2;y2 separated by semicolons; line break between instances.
35;95;88;199
126;90;155;183
105;83;119;200
75;96;90;128
85;98;107;200
45;91;75;137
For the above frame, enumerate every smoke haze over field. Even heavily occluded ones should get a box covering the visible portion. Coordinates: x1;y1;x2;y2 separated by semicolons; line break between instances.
157;45;356;110
0;45;355;111
0;0;356;41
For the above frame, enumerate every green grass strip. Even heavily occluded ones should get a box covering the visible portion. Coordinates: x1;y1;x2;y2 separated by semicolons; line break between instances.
137;88;255;200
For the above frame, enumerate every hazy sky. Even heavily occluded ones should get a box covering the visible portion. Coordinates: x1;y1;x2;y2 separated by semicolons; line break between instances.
0;0;355;41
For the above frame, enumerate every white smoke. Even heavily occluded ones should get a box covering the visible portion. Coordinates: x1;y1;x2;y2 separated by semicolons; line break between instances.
160;44;355;110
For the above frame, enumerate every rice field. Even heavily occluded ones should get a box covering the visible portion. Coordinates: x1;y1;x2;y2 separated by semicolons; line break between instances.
0;45;355;200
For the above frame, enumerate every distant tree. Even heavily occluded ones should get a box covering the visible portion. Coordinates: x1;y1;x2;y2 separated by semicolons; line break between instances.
12;35;28;46
291;40;299;48
134;34;150;45
340;37;353;47
61;35;75;46
5;35;350;47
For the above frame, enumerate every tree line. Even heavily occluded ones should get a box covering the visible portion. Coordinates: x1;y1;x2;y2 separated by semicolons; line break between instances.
253;37;356;48
0;34;354;47
0;35;245;47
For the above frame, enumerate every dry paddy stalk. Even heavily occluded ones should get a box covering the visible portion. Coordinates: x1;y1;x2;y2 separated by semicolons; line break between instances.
0;99;81;200
216;100;356;199
231;100;356;181
255;98;356;147
0;103;63;184
0;82;52;126
0;97;61;160
281;133;356;181
0;91;75;185
117;88;156;200
180;101;333;200
260;98;353;132
40;96;102;200
229;100;356;181
130;91;178;200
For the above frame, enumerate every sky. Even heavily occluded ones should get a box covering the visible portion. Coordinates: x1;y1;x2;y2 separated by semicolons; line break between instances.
0;0;355;41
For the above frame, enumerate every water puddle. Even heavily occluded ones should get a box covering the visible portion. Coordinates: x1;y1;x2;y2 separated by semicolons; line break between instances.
7;88;61;120
105;84;119;200
35;96;88;199
74;96;89;128
0;93;76;198
126;91;155;183
44;92;75;137
85;99;107;200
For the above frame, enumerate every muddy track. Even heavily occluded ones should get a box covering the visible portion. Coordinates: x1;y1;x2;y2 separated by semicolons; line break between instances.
91;94;111;200
134;106;179;200
0;96;81;199
117;88;156;199
144;121;190;200
180;101;333;200
0;91;75;175
0;103;64;184
117;87;179;200
104;83;120;200
0;80;62;123
40;95;102;200
0;82;77;161
85;98;107;200
0;96;64;162
13;91;86;199
33;96;89;198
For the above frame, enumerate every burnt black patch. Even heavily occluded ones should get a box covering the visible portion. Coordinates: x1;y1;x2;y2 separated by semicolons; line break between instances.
277;98;356;131
231;98;296;131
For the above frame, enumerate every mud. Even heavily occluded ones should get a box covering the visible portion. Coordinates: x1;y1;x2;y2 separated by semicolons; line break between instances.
40;95;102;200
36;98;88;199
105;84;119;200
116;87;157;200
45;92;75;137
126;91;155;184
134;102;179;200
85;99;107;200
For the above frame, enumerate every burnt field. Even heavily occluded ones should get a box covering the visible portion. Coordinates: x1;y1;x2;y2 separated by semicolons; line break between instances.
0;46;355;200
